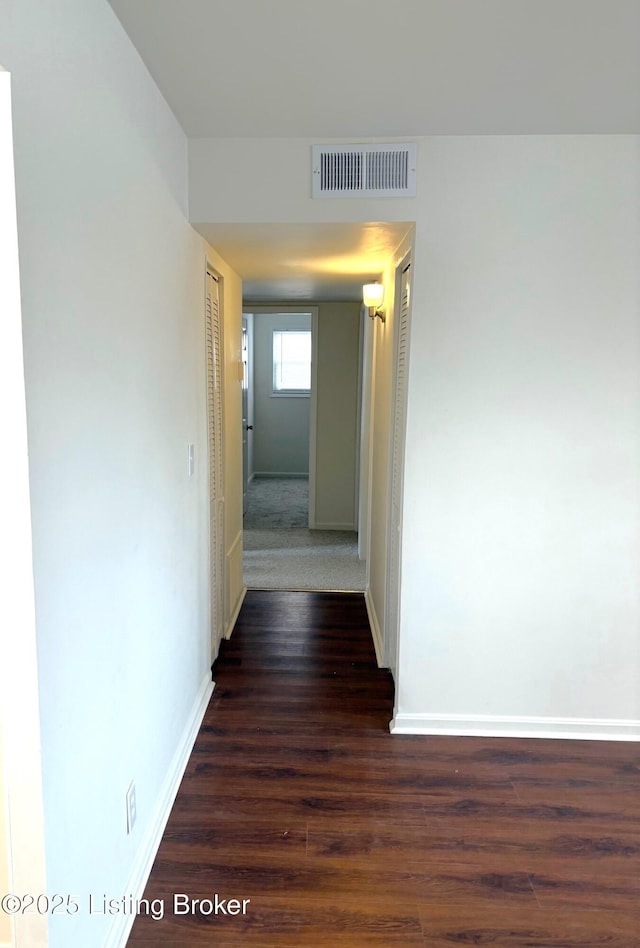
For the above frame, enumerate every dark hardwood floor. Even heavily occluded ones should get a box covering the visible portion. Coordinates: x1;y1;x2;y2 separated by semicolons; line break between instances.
127;590;640;946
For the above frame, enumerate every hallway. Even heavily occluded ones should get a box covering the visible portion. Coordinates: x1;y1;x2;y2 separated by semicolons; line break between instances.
127;591;640;946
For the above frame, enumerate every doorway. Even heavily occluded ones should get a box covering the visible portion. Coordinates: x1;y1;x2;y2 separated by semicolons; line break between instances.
242;307;313;528
241;304;366;591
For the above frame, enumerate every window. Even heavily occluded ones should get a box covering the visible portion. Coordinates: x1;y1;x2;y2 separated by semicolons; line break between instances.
272;330;311;395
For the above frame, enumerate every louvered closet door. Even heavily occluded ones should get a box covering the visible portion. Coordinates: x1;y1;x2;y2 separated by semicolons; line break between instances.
206;271;224;654
386;261;411;679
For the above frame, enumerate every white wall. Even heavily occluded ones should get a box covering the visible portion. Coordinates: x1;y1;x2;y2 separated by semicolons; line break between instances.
0;3;236;946
0;66;47;948
190;137;414;225
251;312;311;475
365;237;413;670
191;133;640;739
314;301;361;530
0;728;12;948
395;135;640;737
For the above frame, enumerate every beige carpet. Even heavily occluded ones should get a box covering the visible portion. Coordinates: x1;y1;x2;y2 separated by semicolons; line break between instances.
242;475;308;529
242;477;366;591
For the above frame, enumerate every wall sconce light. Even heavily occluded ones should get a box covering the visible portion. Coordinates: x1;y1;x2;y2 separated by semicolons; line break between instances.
363;282;385;322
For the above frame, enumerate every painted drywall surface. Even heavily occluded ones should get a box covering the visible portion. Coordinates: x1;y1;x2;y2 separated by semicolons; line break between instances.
0;729;13;948
0;2;213;946
0;66;47;948
251;312;312;475
0;742;10;948
191;133;640;730
314;302;361;529
365;249;404;667
189;137;418;224
0;732;11;948
398;135;640;721
106;0;640;140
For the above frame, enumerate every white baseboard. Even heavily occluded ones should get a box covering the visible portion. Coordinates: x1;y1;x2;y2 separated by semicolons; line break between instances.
311;522;356;531
389;712;640;741
226;585;247;639
103;673;215;948
364;587;384;668
253;471;309;478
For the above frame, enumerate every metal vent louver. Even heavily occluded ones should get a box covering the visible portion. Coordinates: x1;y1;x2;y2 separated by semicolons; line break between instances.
312;143;417;198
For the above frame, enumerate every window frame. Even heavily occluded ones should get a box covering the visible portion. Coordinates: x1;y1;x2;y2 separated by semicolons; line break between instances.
271;328;312;398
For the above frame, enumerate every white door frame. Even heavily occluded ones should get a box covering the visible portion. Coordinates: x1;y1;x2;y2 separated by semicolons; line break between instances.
357;304;375;562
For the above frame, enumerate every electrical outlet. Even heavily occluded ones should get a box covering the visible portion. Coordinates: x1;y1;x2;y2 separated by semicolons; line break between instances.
126;781;137;835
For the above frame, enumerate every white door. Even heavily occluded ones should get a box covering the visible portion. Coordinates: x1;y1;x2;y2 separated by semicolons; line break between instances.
385;257;412;679
206;270;225;659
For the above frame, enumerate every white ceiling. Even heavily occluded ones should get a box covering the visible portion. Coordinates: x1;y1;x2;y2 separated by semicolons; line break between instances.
194;222;413;301
107;0;640;301
108;0;640;138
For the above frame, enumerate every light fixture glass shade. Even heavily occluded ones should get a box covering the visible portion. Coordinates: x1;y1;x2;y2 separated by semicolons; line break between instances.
362;283;384;309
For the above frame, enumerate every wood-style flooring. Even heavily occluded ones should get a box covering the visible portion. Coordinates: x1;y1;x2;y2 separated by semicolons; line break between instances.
127;590;640;946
